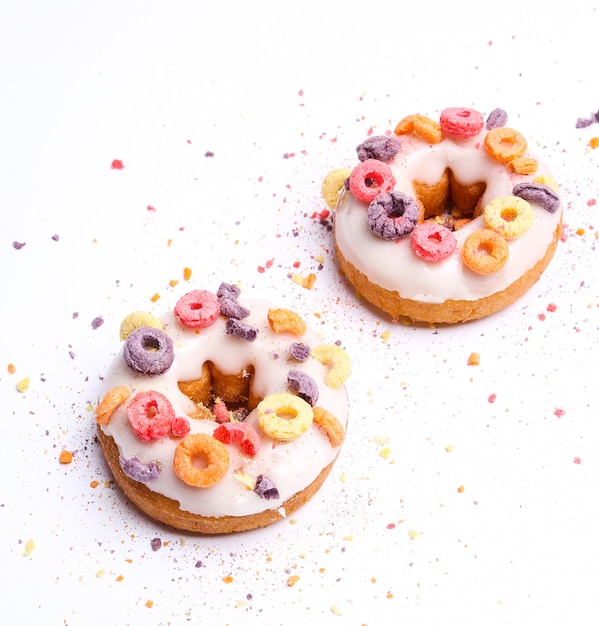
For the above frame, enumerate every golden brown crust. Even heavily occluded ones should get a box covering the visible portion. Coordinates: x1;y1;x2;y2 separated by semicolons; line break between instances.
334;221;561;325
97;426;338;534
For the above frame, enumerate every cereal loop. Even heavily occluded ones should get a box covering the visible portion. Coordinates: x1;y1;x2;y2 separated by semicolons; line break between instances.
310;344;351;389
484;127;527;163
212;421;261;457
508;156;538;175
462;229;509;275
267;308;306;336
96;385;131;426
322;168;352;209
410;222;457;262
174;290;220;329
483;196;534;240
173;433;230;488
257;393;314;442
313;407;345;448
126;390;175;442
439;107;484;138
394;114;443;144
349;159;396;204
120;311;163;341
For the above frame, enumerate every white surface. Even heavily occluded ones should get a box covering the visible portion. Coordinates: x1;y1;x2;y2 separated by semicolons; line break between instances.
1;1;598;624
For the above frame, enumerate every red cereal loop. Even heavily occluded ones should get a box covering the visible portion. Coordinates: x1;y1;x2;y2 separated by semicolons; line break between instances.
126;390;175;442
410;222;457;262
174;290;220;329
439;107;484;138
348;159;396;204
212;421;261;457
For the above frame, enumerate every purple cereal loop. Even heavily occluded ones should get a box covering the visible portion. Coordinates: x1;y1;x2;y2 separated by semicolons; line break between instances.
219;297;250;320
367;191;420;240
254;474;280;500
225;318;258;341
123;326;175;376
512;182;560;214
356;135;401;163
119;456;161;482
287;369;319;406
289;342;311;362
216;282;241;299
486;108;508;130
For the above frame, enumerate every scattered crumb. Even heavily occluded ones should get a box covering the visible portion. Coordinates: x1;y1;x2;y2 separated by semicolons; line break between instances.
183;267;192;281
7;363;16;374
331;605;342;616
223;575;234;584
111;159;124;170
445;444;454;452
467;352;480;366
408;530;419;540
287;575;300;587
457;485;465;493
150;293;160;303
59;450;73;464
16;377;30;393
381;330;391;343
23;539;35;556
145;600;154;609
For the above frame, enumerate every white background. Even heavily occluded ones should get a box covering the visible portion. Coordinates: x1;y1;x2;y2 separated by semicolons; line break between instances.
1;1;598;624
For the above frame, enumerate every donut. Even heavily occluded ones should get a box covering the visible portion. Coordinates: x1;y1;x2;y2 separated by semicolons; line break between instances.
328;107;563;324
94;284;350;534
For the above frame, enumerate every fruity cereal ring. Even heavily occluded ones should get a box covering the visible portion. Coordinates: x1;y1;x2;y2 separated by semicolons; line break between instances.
267;308;306;336
311;344;351;389
349;159;396;204
410;221;457;262
126;390;175;442
258;393;314;442
313;406;345;448
394;114;443;144
484;127;527;163
462;229;509;275
483;196;534;240
440;107;484;138
173;433;230;488
322;168;352;209
96;385;131;426
174;289;220;329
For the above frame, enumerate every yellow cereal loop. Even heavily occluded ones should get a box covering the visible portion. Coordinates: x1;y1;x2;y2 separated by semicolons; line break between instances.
267;308;306;336
173;433;229;487
120;311;164;341
484;127;527;163
462;229;509;275
313;407;345;447
322;168;352;209
534;174;558;192
483;196;534;240
257;393;314;441
96;385;131;425
310;344;351;389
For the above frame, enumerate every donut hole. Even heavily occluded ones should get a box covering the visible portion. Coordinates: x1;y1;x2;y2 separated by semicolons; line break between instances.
177;361;260;419
189;450;210;470
476;242;495;256
141;335;160;353
413;167;487;226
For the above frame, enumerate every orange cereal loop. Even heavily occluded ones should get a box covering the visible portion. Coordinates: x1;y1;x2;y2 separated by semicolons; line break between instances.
95;385;131;426
484;127;527;163
508;156;538;175
313;407;345;447
462;229;509;275
267;308;306;336
173;433;230;488
394;114;442;144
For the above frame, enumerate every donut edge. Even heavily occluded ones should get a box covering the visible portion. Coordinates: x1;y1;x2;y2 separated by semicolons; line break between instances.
97;426;339;534
334;219;562;325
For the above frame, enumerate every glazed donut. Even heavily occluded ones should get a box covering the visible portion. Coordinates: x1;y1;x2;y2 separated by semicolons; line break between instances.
328;107;563;324
95;285;350;534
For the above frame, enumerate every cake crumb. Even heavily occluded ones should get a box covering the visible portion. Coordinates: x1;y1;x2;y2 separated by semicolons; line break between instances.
408;530;419;540
23;539;35;556
7;363;16;374
287;575;300;587
331;605;343;616
183;267;193;281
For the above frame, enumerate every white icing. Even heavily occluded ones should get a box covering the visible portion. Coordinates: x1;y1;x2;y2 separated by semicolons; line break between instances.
335;130;563;304
99;299;349;518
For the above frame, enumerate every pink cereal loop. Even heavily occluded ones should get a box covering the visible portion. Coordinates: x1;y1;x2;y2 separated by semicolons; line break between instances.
174;289;220;329
410;221;457;262
439;107;484;138
348;159;396;204
126;390;175;442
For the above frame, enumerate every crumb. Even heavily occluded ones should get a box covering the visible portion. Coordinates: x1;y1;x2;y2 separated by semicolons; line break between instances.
91;316;104;330
408;530;419;540
467;352;480;366
150;293;160;303
145;600;154;608
7;363;16;374
457;485;465;493
23;539;35;556
16;377;30;393
111;159;124;170
287;575;300;587
183;267;192;281
12;241;26;250
223;575;234;584
90;480;100;488
59;450;73;464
